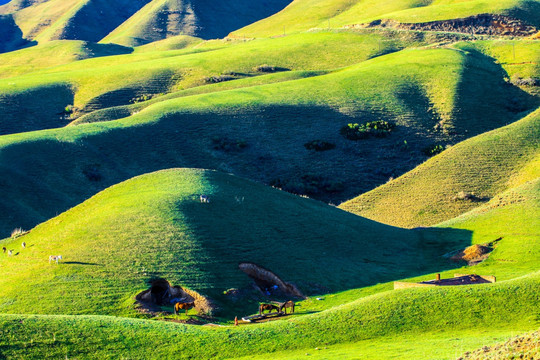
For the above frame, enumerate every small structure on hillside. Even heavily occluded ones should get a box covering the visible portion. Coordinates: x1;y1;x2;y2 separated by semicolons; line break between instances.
394;273;496;290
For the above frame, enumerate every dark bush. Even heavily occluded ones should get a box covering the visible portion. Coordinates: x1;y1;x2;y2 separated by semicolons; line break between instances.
304;140;336;151
203;75;236;84
270;174;344;195
212;137;247;152
422;144;445;157
130;94;153;103
340;120;396;140
511;77;539;86
253;64;290;73
83;164;102;181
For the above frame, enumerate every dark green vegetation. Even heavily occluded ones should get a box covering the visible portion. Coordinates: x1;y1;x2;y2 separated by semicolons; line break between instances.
0;0;539;358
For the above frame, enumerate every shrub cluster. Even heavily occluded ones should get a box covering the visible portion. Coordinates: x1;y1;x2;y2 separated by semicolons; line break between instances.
253;64;289;73
83;164;102;182
130;94;153;104
422;144;445;157
304;140;336;151
512;77;539;86
212;137;247;152
203;75;236;84
340;120;396;140
270;174;344;195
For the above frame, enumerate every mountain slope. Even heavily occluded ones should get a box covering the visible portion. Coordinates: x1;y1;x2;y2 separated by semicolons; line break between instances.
233;0;540;38
0;0;293;51
0;45;534;236
101;0;293;46
0;0;152;44
0;168;442;316
340;108;540;228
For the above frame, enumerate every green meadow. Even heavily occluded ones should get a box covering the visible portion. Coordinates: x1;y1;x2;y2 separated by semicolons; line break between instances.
0;0;538;359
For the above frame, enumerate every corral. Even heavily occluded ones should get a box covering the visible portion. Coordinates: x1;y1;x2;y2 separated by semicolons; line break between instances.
394;274;496;290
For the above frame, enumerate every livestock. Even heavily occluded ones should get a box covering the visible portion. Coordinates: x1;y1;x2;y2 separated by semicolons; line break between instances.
21;242;26;249
174;301;195;315
200;194;210;203
2;247;5;254
280;300;295;314
259;303;280;315
49;255;63;264
8;250;13;256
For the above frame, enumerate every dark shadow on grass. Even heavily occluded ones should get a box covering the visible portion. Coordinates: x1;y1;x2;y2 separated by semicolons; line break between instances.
174;172;474;316
452;47;539;137
63;261;102;266
0;103;494;237
0;15;36;54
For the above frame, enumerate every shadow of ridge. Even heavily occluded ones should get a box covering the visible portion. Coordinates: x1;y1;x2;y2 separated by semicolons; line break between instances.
0;14;36;54
453;47;540;136
174;173;474;317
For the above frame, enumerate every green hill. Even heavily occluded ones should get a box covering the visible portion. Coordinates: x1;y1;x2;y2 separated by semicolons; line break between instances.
233;0;540;38
0;0;293;51
0;40;132;78
0;0;152;44
0;170;538;358
0;43;535;235
0;273;537;359
340;107;540;228
0;168;455;317
100;0;292;46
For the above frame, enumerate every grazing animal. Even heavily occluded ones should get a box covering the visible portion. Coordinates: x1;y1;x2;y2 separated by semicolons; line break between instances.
174;301;195;315
8;250;13;256
200;194;210;203
21;242;26;249
49;255;63;264
2;247;5;254
259;303;280;315
280;300;295;314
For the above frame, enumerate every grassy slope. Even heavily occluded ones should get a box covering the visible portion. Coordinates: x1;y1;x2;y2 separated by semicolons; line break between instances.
3;0;151;43
0;31;412;134
0;273;537;359
0;40;132;78
340;108;540;228
0;46;533;235
233;0;540;37
0;174;538;358
101;0;292;46
0;168;438;317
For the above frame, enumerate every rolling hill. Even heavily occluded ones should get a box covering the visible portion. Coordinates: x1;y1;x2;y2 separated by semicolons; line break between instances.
0;41;535;237
100;0;293;46
340;107;540;228
232;0;540;38
0;0;293;52
0;168;537;358
0;168;453;317
0;0;538;359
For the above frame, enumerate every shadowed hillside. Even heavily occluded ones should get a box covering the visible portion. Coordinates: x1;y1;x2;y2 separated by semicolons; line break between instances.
101;0;293;46
0;0;293;51
0;168;471;317
0;0;152;44
340;109;540;228
0;46;535;236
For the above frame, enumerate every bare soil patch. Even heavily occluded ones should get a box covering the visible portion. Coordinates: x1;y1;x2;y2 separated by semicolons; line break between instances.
135;278;214;316
458;330;540;360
